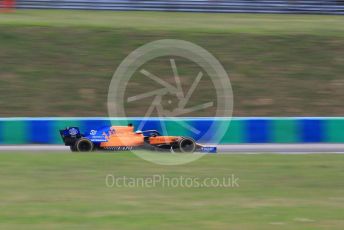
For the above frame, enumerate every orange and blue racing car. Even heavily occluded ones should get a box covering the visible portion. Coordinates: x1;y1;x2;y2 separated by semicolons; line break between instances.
60;124;216;153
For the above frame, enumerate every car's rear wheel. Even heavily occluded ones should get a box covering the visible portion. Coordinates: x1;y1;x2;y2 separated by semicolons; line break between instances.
178;138;196;153
75;138;94;152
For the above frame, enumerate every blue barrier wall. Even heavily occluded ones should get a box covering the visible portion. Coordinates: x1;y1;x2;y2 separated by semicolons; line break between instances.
1;117;344;144
15;0;344;15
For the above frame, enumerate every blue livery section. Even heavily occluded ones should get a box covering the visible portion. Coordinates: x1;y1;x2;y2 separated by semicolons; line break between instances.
85;127;109;142
200;147;217;153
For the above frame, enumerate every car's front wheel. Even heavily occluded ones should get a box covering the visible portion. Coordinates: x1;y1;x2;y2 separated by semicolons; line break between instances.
178;138;196;153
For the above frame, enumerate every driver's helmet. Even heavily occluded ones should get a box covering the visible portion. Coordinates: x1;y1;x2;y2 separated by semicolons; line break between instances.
110;127;116;135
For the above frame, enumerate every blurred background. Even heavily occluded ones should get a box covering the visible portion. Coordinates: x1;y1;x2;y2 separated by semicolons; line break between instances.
0;0;343;118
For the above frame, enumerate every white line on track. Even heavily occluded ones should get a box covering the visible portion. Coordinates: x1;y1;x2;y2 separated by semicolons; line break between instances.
217;144;344;154
0;145;68;151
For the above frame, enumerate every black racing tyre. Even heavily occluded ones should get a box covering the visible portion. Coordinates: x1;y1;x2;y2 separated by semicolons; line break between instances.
70;145;78;152
75;138;94;152
178;137;196;153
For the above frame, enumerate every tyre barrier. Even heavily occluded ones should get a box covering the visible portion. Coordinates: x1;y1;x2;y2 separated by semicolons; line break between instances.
0;117;344;144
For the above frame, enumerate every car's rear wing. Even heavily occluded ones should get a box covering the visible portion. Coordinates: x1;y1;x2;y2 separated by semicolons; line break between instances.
59;127;82;146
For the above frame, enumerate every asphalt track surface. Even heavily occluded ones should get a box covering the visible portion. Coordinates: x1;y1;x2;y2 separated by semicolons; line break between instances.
1;144;344;153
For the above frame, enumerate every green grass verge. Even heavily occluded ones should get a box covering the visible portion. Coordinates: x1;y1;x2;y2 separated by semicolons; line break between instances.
0;152;343;229
1;10;344;35
0;10;344;116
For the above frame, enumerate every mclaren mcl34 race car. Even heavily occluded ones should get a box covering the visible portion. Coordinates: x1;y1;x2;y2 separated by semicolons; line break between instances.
60;124;217;153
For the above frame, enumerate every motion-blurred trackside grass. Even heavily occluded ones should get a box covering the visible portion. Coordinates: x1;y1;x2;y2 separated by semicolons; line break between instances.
0;152;343;229
0;10;344;116
1;10;344;34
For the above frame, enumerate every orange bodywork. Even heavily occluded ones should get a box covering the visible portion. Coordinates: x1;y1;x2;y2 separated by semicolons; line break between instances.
149;136;179;145
99;126;179;148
